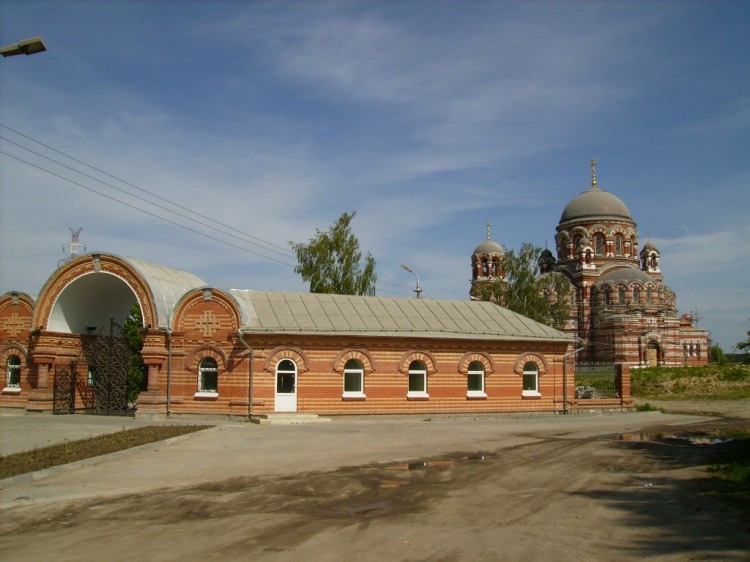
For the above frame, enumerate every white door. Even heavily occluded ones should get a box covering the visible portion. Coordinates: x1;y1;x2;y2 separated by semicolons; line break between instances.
275;359;297;412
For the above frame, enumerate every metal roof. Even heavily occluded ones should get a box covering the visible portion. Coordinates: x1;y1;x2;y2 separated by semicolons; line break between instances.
126;257;206;329
229;290;571;342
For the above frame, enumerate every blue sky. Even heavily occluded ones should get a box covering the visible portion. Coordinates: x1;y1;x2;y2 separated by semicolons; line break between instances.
1;1;748;351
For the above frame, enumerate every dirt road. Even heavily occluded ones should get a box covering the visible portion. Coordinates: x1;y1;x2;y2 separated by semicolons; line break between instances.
1;409;749;561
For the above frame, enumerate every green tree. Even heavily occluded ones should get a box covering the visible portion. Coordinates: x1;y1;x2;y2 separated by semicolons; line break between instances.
710;344;727;365
471;242;571;330
736;321;750;364
290;211;377;296
123;303;147;404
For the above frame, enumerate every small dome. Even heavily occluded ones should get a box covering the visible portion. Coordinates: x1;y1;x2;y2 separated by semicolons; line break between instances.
594;266;654;288
577;236;592;249
560;188;633;225
473;239;503;256
641;240;658;253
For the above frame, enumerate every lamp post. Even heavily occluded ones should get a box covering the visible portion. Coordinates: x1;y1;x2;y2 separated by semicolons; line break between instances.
400;263;423;299
1;36;47;57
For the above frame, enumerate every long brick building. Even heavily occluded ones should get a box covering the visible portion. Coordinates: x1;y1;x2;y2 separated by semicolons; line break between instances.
2;252;620;418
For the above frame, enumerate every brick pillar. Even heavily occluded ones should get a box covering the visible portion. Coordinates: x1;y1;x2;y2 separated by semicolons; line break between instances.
616;363;632;409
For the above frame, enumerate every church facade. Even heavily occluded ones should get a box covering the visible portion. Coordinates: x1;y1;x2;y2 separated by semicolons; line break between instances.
471;161;710;368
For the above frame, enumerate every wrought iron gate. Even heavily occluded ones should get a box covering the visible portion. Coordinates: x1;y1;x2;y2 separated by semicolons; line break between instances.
574;362;619;399
52;320;131;415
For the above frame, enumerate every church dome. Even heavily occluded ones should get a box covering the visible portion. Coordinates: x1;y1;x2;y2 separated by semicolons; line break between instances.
473;239;503;255
594;266;653;288
560;188;633;225
473;221;504;256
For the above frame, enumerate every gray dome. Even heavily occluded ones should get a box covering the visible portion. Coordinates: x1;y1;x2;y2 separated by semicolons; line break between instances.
473;239;503;255
641;240;658;253
560;188;633;225
594;266;654;288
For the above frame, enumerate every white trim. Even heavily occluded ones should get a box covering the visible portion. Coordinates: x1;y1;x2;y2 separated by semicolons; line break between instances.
194;391;218;398
2;386;21;394
407;391;430;399
467;390;488;398
522;390;542;397
342;391;367;399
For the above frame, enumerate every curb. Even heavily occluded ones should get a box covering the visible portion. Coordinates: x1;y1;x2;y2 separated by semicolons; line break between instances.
0;425;225;489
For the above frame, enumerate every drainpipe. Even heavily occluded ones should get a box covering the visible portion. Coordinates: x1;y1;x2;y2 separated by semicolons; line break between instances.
237;330;254;420
166;327;172;418
563;339;586;414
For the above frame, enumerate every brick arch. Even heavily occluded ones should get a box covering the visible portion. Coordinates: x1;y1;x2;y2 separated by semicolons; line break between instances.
333;348;375;373
32;254;158;333
186;345;228;371
513;352;548;376
264;346;309;373
458;351;495;375
398;350;437;375
172;288;241;335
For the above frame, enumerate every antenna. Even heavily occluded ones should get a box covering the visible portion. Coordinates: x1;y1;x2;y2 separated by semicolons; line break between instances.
59;227;86;266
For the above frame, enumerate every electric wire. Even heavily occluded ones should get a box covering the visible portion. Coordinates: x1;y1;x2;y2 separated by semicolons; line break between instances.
0;127;294;259
0;150;297;267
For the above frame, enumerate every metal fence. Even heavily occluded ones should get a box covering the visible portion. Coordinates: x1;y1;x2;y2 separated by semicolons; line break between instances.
574;363;619;399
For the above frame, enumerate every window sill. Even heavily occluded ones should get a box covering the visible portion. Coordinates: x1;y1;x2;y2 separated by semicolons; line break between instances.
2;386;21;394
194;391;219;400
342;392;367;401
466;391;487;399
522;391;542;399
407;392;429;400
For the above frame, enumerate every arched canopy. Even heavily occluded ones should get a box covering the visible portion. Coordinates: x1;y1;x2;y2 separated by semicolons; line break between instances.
34;253;205;334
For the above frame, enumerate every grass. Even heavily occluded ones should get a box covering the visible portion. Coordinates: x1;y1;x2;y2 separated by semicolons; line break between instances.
630;364;750;400
0;424;211;480
708;429;750;484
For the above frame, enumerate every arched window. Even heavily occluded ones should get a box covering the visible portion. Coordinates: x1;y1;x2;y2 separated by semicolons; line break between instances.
467;360;486;397
633;286;641;303
522;362;540;395
343;358;365;397
482;259;489;276
198;357;218;394
615;235;623;255
407;360;428;398
595;235;605;255
604;288;611;306
618;287;626;303
646;286;653;302
5;355;21;389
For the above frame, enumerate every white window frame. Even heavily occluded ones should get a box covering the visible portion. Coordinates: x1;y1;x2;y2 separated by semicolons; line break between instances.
522;362;541;397
4;355;21;393
342;359;366;399
407;360;429;399
466;361;487;398
195;357;219;398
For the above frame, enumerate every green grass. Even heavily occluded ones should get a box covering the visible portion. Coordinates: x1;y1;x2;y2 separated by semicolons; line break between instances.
0;425;211;480
631;364;750;400
708;429;750;485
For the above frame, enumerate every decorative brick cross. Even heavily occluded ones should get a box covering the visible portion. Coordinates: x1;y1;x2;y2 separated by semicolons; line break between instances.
3;313;26;337
195;310;220;337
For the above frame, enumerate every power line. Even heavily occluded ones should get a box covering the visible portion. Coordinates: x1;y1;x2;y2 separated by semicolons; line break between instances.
0;150;297;268
0;123;295;258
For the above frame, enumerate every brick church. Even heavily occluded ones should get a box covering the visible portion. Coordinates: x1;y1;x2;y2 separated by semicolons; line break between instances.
471;160;710;368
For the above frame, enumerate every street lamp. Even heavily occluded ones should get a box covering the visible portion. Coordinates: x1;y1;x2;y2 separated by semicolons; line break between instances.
1;36;47;57
400;263;423;299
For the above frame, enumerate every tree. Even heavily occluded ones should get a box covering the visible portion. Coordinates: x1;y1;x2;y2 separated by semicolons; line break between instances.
290;211;377;296
471;242;571;330
123;303;147;404
736;320;750;364
710;344;726;365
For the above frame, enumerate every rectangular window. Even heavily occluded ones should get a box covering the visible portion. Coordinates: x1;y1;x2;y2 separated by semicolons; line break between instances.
468;372;483;392
523;373;537;392
409;371;426;393
344;370;363;394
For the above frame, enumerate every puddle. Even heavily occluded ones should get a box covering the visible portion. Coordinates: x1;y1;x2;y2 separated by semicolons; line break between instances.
616;432;733;445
